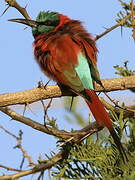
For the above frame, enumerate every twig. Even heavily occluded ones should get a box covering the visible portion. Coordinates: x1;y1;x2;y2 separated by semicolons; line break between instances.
41;99;52;126
57;137;74;148
0;125;17;139
0;5;10;17
131;0;135;40
0;126;34;167
95;13;132;40
4;0;31;19
89;111;92;124
0;149;68;180
131;0;135;25
26;102;37;116
23;103;27;116
0;106;104;142
0;102;134;143
4;0;132;42
37;171;44;180
0;164;22;172
100;97;135;120
40;99;56;136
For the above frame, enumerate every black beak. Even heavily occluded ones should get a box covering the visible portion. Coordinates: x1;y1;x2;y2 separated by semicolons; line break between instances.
8;18;38;28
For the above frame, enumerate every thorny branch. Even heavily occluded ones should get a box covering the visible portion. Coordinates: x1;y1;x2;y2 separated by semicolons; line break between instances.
0;149;68;180
3;0;31;19
3;0;133;41
41;98;53;126
0;100;134;179
0;104;105;180
0;106;104;142
0;108;103;180
95;12;132;40
0;164;21;173
0;101;134;143
0;76;135;107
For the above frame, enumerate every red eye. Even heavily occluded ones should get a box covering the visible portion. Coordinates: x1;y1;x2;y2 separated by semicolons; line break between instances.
44;20;52;25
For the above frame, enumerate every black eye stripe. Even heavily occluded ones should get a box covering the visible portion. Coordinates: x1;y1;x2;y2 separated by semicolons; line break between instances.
44;20;52;25
38;20;59;26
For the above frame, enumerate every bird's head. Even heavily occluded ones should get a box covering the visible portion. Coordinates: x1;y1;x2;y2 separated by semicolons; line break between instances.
8;11;61;37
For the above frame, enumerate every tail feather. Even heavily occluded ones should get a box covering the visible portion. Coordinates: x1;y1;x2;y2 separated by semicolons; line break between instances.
110;130;128;163
85;89;113;130
84;89;128;162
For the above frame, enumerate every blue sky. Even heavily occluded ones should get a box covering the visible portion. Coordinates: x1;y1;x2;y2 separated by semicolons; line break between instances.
0;0;135;179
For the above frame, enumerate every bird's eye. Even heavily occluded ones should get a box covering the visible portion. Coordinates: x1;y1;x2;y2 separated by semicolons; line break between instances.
44;20;52;26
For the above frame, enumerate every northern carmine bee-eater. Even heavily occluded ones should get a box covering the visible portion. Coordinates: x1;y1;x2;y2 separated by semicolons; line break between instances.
9;11;128;162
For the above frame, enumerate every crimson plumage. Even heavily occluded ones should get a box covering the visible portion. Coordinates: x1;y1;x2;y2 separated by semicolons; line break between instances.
9;11;128;162
33;15;98;90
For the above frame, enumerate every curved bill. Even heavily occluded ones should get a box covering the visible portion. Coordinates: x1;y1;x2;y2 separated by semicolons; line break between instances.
8;18;38;28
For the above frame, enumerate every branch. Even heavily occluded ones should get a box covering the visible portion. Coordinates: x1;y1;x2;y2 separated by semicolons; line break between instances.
0;107;103;179
95;12;132;40
0;85;134;179
0;76;135;107
0;100;134;143
4;0;132;41
0;125;35;168
0;106;104;142
0;164;21;172
0;101;134;179
100;97;135;119
0;149;67;180
4;0;31;19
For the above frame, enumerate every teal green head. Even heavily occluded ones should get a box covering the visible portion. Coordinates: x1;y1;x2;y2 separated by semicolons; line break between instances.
8;11;60;37
32;11;60;37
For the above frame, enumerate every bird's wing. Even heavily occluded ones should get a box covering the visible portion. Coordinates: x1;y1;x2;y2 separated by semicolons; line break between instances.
44;34;94;91
73;36;102;87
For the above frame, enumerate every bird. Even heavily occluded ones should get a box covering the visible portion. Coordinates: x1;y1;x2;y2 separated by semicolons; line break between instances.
9;11;128;162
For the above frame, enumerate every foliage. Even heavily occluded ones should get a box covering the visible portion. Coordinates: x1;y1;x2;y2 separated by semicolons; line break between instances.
49;60;135;179
48;106;135;179
114;61;135;92
114;61;135;77
116;0;135;28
